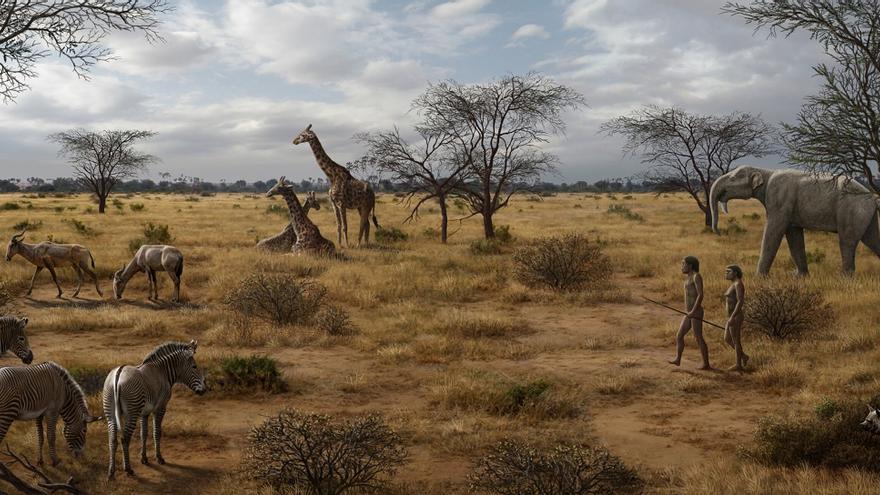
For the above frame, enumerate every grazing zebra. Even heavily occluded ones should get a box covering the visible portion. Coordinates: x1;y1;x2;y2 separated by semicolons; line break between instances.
102;340;206;480
0;362;102;466
0;316;33;364
861;404;880;434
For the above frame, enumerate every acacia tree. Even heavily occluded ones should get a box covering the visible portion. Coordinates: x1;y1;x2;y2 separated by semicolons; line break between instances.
355;127;466;243
0;0;169;102
723;1;880;193
601;106;776;226
49;129;157;212
415;72;586;239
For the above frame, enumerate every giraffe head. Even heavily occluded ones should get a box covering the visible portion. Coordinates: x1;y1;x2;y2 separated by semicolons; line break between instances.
266;176;292;198
292;124;316;145
303;191;321;211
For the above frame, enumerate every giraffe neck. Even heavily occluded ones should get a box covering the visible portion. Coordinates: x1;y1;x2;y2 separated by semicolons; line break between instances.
277;188;317;240
308;137;348;184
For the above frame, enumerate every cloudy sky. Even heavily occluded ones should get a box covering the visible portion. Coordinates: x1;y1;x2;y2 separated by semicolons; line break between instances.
0;0;826;183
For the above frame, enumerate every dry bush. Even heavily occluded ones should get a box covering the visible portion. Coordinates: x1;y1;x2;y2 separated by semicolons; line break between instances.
224;273;326;326
468;440;643;495
513;234;611;292
242;409;408;495
314;306;357;336
435;373;583;420
745;284;833;340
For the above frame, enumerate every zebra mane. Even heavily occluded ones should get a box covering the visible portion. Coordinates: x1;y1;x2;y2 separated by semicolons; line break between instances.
47;362;88;414
142;342;192;364
0;316;24;330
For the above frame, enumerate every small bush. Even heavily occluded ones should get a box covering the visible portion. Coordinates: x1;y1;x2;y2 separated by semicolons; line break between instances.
68;365;109;396
745;284;834;340
129;203;145;212
375;227;408;243
53;206;64;213
200;191;215;197
469;440;643;495
216;355;286;394
128;222;174;253
224;273;326;326
807;249;826;264
607;204;643;221
63;218;96;237
11;219;41;231
513;234;612;292
1;202;20;210
493;225;513;243
314;306;357;336
469;239;504;256
185;196;200;202
719;218;746;235
242;409;408;495
815;398;841;420
112;198;124;210
265;203;287;216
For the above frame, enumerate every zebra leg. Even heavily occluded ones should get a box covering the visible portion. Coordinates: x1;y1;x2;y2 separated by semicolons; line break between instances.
27;267;43;295
140;415;149;465
72;265;83;298
45;264;63;298
35;417;44;466
121;415;138;475
107;417;118;480
153;407;166;464
46;412;59;466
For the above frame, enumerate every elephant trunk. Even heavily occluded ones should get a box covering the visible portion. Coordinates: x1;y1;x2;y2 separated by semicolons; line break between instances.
709;179;726;235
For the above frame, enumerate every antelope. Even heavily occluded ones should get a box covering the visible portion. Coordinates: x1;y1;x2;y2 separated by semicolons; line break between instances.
5;230;102;298
113;245;184;303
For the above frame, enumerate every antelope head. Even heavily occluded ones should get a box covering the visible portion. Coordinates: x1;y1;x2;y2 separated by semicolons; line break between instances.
5;230;25;262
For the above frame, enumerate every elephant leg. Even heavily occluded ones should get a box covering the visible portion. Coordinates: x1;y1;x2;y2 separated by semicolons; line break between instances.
861;218;880;258
785;227;809;276
757;220;787;276
839;238;858;275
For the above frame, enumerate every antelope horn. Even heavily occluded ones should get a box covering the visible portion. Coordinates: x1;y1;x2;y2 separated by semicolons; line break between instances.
11;229;25;241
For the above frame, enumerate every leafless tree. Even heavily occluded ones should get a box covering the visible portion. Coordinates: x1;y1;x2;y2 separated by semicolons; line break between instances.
724;0;880;194
415;72;586;239
354;127;465;243
0;0;170;102
48;129;157;213
601;106;776;226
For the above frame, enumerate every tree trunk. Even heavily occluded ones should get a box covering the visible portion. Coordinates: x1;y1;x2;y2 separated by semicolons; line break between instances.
98;195;107;214
482;208;495;239
438;195;448;244
703;207;712;227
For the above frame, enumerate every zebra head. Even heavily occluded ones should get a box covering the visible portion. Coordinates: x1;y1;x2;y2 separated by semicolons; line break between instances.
112;268;127;300
1;316;33;364
179;340;207;396
861;404;880;434
63;410;102;457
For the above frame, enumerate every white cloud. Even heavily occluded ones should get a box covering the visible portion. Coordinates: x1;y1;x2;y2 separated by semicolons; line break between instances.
511;24;550;41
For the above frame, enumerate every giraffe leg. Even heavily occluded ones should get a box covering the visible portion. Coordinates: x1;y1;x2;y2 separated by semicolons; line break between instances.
340;207;350;247
333;202;344;246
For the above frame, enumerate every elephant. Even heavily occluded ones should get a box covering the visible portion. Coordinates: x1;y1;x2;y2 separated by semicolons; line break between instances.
709;166;880;276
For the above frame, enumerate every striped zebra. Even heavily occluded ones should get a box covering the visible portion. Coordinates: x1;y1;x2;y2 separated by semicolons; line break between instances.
0;316;33;364
0;362;101;466
102;340;207;480
862;404;880;433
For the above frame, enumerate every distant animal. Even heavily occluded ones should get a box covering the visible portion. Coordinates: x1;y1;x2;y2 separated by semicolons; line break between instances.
113;245;184;303
266;177;336;256
5;229;102;298
256;191;322;252
103;340;206;480
0;316;33;364
292;124;380;246
710;166;880;275
0;362;102;466
861;404;880;434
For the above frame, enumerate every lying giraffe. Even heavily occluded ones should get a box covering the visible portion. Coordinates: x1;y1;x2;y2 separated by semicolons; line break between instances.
266;177;336;256
292;124;379;247
256;191;321;252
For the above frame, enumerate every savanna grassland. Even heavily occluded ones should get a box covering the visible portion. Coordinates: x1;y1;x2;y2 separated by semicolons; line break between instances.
1;190;880;494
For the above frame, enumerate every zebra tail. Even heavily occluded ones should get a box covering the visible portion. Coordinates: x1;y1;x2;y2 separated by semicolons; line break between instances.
176;257;184;278
113;366;124;431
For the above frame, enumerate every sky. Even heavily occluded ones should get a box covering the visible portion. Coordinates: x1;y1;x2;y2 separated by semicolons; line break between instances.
0;0;827;184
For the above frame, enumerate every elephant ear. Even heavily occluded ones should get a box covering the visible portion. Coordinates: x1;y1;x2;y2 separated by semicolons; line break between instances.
749;171;764;191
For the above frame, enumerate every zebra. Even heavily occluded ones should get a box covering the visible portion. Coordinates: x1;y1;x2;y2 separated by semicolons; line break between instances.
0;316;33;364
0;362;102;466
861;404;880;434
102;340;207;480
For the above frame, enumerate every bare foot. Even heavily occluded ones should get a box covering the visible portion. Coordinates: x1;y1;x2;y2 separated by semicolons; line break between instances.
667;359;681;366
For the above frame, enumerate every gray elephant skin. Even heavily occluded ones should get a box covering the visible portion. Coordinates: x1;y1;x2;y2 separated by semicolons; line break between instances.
709;166;880;275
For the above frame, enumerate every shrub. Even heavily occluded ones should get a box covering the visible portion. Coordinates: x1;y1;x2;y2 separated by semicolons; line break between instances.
494;225;513;243
242;409;408;495
265;203;287;216
815;397;841;420
469;239;503;256
607;204;643;221
513;234;612;292
11;219;41;231
128;222;174;253
375;227;408;243
742;400;880;470
67;365;109;396
719;218;746;235
806;249;826;264
63;218;96;237
129;203;146;212
745;284;834;340
224;273;326;326
468;440;643;495
314;306;357;336
112;198;124;210
1;202;20;210
216;355;286;394
53;206;64;213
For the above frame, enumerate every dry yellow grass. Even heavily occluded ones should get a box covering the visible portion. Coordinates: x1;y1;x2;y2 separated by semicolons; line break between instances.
0;190;878;493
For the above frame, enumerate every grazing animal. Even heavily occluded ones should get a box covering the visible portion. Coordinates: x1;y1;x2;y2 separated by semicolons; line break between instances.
292;124;380;246
5;230;102;298
861;404;880;434
113;245;184;303
0;362;102;466
266;178;336;256
0;316;33;364
103;340;206;480
256;191;322;252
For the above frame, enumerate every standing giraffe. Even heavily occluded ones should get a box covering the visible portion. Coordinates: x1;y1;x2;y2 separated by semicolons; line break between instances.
266;178;336;256
292;124;379;247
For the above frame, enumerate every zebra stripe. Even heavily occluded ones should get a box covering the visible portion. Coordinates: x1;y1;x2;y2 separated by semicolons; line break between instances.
0;316;33;364
103;340;206;480
0;362;99;466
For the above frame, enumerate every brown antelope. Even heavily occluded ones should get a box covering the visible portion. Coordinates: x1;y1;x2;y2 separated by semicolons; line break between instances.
5;230;102;298
113;245;184;303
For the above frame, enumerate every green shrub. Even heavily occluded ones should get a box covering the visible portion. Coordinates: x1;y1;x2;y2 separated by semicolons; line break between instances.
1;202;20;210
63;218;96;237
469;239;504;256
265;203;287;216
53;206;64;213
216;355;286;394
11;219;41;231
68;365;110;396
815;397;841;420
494;225;513;243
375;227;408;243
606;204;643;222
129;203;146;212
499;379;552;415
112;198;124;211
128;222;174;253
513;234;612;292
